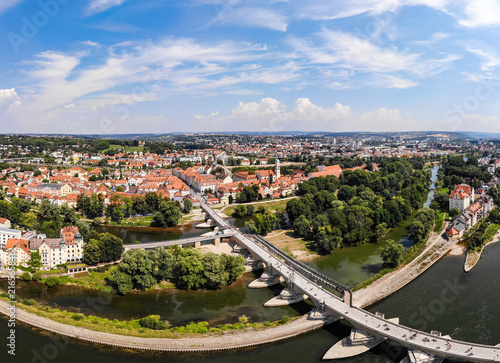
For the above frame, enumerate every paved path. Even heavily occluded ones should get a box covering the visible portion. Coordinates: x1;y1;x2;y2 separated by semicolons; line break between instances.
0;300;328;352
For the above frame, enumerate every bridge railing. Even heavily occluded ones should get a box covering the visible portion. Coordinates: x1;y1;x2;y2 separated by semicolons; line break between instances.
250;234;352;303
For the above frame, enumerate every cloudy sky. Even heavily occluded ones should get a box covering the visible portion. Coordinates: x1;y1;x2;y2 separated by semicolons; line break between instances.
1;0;500;134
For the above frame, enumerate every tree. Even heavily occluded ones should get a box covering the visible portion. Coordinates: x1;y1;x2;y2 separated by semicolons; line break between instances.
152;201;181;228
152;248;175;281
40;220;61;238
83;240;101;265
61;204;78;224
28;251;42;272
232;205;247;218
107;268;133;295
119;249;156;290
99;233;124;263
293;215;311;238
174;254;206;289
19;272;31;281
247;210;279;235
449;208;460;219
21;212;37;229
75;220;90;240
378;240;405;268
202;253;227;288
45;276;60;288
183;198;193;214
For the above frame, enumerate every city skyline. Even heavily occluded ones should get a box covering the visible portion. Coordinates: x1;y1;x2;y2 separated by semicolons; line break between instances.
1;1;500;134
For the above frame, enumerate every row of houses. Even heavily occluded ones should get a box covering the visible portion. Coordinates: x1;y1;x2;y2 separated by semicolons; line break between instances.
446;196;494;238
0;224;85;270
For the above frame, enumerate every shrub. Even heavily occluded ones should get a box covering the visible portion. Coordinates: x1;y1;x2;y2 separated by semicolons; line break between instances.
45;276;60;288
22;299;36;306
32;271;43;281
138;315;169;330
19;272;31;281
71;313;84;321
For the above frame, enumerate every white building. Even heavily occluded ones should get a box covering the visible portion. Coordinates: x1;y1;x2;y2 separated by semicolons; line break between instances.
449;184;475;212
1;239;31;268
29;227;85;269
0;218;11;229
0;228;22;249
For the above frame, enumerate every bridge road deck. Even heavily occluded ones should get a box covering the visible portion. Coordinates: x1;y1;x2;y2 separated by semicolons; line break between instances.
201;202;500;362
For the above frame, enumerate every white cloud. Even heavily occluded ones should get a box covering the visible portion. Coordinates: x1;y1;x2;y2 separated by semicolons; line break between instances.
0;0;22;14
295;0;451;20
466;47;500;71
359;107;415;131
414;32;451;47
289;29;417;73
85;0;128;16
194;97;415;132
0;88;21;112
459;0;500;28
213;6;288;31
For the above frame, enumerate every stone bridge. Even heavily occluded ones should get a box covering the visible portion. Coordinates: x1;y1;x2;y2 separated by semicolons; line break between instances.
200;203;500;362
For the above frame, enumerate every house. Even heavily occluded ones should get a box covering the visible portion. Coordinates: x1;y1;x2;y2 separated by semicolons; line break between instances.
449;184;475;212
308;165;342;179
35;183;73;197
0;228;22;249
2;238;31;267
0;218;11;229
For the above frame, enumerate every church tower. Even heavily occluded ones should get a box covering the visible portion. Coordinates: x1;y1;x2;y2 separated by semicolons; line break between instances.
275;159;281;180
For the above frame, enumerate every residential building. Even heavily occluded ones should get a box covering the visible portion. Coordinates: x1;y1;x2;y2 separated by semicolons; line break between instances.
0;218;11;229
0;228;22;249
449;184;475;212
2;239;31;267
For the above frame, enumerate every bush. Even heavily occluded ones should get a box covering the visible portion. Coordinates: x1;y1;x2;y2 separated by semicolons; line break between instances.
45;276;60;288
71;313;84;321
138;315;169;330
32;271;43;281
19;272;31;281
22;299;36;306
92;217;101;226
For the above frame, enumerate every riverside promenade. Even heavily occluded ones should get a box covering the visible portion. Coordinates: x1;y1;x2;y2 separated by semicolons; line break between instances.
0;300;330;352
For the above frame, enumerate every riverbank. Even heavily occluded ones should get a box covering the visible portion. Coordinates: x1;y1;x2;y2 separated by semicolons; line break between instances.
464;230;500;272
353;227;456;309
0;299;330;352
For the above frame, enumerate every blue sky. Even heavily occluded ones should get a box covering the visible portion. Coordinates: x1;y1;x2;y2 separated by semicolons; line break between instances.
1;0;500;134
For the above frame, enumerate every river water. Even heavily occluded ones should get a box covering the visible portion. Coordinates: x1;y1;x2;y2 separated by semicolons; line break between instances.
3;164;498;362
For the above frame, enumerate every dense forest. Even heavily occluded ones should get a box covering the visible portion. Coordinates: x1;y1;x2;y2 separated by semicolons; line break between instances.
286;158;431;253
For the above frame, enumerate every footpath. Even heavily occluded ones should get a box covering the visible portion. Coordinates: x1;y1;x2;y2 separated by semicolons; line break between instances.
0;300;330;352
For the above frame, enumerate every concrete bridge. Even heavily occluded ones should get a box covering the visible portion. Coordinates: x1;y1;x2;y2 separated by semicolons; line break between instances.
200;203;500;362
123;230;236;251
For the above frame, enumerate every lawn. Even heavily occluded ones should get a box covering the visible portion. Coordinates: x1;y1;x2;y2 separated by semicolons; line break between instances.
106;144;144;153
223;198;297;217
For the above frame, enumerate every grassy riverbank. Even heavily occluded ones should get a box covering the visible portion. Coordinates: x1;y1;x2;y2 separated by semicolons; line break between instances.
0;293;296;338
222;198;294;217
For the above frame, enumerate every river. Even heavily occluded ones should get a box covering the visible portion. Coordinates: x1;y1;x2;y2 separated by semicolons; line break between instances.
4;243;500;362
3;164;498;362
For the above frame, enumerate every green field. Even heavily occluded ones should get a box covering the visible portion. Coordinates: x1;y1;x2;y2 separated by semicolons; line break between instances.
222;198;297;217
106;144;144;153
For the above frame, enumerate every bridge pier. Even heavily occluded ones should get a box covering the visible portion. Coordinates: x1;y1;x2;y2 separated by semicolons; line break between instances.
264;283;308;307
322;313;399;360
308;300;340;322
399;349;444;363
248;268;284;288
